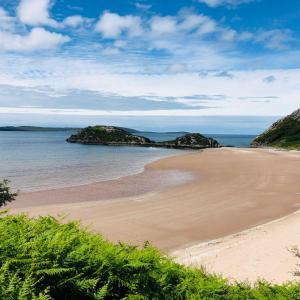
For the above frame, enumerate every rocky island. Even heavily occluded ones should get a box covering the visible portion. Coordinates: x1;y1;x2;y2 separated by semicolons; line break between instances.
251;108;300;150
67;126;220;149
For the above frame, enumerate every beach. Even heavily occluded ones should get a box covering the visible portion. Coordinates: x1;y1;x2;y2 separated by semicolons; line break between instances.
8;147;300;283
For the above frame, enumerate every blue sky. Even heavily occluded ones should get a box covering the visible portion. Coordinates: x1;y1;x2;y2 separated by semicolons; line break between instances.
0;0;299;133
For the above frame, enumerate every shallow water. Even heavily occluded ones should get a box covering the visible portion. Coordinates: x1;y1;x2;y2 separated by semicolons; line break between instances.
0;131;255;192
0;131;181;192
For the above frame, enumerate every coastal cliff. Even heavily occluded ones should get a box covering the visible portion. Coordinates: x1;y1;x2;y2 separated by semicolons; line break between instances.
251;108;300;149
67;126;220;149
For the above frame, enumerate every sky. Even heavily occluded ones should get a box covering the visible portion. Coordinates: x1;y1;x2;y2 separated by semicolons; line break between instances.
0;0;299;133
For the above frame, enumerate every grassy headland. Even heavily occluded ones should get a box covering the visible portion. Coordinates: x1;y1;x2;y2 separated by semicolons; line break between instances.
251;108;300;150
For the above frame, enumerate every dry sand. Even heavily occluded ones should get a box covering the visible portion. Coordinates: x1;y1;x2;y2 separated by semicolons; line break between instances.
173;210;300;283
8;147;300;282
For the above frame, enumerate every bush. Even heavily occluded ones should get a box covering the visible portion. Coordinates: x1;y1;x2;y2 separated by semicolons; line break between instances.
0;179;18;207
0;214;299;299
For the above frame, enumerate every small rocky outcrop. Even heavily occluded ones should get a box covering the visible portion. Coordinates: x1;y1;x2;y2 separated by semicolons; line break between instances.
251;108;300;149
67;126;220;150
67;126;152;145
161;133;219;149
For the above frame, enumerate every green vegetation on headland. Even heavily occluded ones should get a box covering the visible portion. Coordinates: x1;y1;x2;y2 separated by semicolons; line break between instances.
0;126;78;132
251;108;300;150
1;213;300;300
67;126;220;149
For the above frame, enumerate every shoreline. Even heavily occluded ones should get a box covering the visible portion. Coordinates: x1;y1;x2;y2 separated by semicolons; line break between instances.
12;151;196;207
173;209;300;283
10;150;191;193
8;147;300;282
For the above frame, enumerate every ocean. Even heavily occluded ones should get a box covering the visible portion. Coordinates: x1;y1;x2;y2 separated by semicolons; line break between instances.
0;131;255;192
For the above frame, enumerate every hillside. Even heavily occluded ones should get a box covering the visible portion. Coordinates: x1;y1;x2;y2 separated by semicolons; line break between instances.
251;108;300;150
67;126;220;149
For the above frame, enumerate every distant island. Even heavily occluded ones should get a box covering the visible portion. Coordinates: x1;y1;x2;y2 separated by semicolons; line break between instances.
251;108;300;150
0;126;78;132
67;126;220;149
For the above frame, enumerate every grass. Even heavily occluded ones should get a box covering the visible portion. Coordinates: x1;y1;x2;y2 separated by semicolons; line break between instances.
0;213;300;299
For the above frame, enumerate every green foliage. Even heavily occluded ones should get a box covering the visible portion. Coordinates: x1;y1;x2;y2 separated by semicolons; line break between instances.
0;179;18;207
0;214;300;299
252;109;300;150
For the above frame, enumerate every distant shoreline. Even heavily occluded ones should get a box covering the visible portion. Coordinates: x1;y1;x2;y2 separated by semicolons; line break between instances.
0;126;78;132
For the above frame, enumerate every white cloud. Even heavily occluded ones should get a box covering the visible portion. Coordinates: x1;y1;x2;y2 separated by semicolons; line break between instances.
92;9;294;57
0;107;215;116
198;0;255;8
102;47;120;55
0;27;70;51
17;0;59;27
220;28;237;41
178;13;206;31
135;3;152;10
150;16;177;35
114;40;127;48
167;63;187;73
0;7;15;31
63;15;87;27
196;19;217;35
254;29;293;50
0;53;299;117
95;11;143;38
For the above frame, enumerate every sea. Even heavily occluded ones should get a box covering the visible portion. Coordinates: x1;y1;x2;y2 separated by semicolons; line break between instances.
0;131;255;192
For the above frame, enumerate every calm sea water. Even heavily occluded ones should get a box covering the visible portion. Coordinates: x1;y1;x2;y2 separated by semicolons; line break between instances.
0;131;255;192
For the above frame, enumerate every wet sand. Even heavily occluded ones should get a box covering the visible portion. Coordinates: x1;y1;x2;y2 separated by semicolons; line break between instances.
8;148;300;281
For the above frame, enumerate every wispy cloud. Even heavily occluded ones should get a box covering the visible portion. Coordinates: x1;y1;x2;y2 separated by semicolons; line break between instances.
197;0;256;8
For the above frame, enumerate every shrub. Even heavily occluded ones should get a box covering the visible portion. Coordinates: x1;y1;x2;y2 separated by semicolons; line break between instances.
0;179;18;207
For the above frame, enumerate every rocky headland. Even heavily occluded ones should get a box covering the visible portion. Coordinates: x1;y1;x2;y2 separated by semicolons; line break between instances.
251;108;300;150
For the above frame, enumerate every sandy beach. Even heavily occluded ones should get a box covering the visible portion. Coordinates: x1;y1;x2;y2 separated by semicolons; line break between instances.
8;147;300;282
